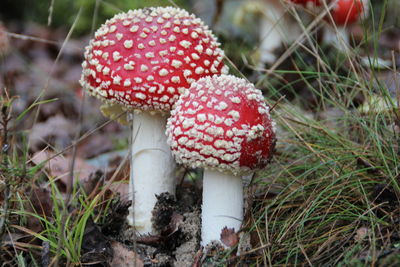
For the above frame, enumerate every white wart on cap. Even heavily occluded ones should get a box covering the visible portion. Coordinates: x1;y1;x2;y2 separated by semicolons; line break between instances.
166;74;276;175
80;7;228;113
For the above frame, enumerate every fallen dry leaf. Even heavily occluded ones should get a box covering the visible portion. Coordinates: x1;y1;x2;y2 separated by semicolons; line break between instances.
29;114;76;152
28;186;53;217
110;240;144;267
37;92;80;121
31;150;97;193
220;227;239;248
77;133;114;159
24;186;52;236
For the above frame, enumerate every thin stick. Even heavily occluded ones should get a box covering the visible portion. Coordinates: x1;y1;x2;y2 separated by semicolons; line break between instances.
48;0;56;26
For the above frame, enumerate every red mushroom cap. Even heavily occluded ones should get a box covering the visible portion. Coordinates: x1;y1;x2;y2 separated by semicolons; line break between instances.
166;74;276;175
80;7;228;113
330;0;365;25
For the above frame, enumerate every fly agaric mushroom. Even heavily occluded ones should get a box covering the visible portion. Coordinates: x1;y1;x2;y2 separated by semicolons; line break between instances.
256;0;320;65
80;7;228;235
166;74;276;246
323;0;368;48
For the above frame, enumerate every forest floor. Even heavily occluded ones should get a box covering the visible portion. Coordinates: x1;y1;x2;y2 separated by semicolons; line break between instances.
1;0;400;266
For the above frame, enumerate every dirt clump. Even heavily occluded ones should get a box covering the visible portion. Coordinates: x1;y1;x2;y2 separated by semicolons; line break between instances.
113;183;202;266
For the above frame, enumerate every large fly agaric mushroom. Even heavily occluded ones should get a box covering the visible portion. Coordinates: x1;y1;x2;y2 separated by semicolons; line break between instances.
166;74;276;246
80;7;228;235
323;0;368;48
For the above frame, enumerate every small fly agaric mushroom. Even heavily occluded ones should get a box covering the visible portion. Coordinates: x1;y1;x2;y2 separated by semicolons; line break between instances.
80;7;228;235
323;0;368;48
166;74;276;246
257;0;320;65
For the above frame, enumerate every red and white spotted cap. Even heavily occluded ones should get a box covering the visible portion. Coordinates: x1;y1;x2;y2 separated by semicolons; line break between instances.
80;7;228;113
330;0;367;25
166;74;276;175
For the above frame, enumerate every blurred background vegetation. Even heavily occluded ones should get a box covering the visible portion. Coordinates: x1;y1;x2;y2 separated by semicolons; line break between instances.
2;0;398;82
1;0;398;34
1;0;189;35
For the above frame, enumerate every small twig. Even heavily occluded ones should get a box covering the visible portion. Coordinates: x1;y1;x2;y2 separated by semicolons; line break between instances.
6;32;82;52
269;95;286;112
48;0;55;26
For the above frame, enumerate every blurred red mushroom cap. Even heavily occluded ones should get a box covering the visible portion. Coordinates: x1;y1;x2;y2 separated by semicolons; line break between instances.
330;0;366;25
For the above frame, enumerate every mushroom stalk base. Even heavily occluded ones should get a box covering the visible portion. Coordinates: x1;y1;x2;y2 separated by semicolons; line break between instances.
127;112;176;235
201;170;243;247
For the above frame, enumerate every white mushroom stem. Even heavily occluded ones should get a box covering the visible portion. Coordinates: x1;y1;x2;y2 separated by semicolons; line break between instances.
127;112;176;235
201;170;244;247
259;0;302;65
323;25;349;50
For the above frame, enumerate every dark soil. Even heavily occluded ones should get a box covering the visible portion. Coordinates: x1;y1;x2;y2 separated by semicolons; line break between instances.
103;183;202;267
